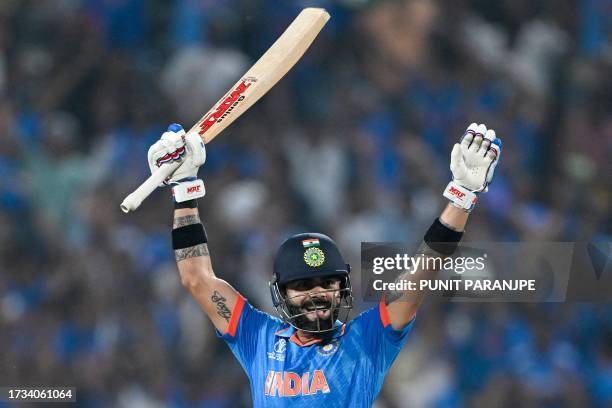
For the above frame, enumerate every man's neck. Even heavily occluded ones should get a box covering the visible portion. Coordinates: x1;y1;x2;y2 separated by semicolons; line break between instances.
296;330;318;344
296;327;339;344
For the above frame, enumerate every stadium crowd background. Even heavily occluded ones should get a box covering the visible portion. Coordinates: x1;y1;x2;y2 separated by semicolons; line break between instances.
0;0;610;406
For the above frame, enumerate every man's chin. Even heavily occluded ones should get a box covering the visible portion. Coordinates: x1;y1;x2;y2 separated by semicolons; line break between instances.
287;304;336;332
294;312;334;332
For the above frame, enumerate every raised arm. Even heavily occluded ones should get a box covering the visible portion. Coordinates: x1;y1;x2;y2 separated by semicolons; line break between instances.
385;123;502;329
148;124;242;335
172;207;241;334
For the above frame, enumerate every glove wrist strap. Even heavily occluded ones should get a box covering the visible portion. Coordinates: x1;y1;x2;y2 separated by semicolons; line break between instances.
443;181;477;212
172;179;205;203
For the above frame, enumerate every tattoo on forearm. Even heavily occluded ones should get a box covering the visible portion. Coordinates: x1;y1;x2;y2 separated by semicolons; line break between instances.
173;214;201;229
211;290;232;322
174;244;209;262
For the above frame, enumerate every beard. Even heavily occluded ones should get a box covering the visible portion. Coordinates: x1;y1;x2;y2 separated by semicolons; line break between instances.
286;296;339;333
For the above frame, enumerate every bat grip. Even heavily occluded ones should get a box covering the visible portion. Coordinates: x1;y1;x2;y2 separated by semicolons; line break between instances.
120;162;180;213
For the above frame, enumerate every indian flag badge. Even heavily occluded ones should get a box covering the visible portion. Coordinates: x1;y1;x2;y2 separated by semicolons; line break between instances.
302;238;320;248
302;239;324;267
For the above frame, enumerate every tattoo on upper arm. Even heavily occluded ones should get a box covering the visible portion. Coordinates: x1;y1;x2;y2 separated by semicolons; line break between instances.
211;290;232;322
174;244;209;262
173;214;201;229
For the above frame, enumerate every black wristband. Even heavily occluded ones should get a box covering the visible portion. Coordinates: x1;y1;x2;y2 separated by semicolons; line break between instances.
423;218;463;255
174;199;198;209
172;223;208;249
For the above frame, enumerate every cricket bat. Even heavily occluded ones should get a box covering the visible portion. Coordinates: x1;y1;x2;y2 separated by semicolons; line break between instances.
120;8;330;213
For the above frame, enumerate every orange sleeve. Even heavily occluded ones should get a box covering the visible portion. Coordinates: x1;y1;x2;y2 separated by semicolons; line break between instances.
379;297;391;328
226;295;246;337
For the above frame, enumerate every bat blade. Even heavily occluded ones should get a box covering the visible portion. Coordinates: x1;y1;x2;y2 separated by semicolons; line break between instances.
190;8;330;144
120;8;330;213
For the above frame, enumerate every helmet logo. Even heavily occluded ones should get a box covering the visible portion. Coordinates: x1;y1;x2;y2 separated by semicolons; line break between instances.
304;247;325;267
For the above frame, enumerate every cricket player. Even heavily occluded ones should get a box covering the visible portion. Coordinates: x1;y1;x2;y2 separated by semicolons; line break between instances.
147;122;501;407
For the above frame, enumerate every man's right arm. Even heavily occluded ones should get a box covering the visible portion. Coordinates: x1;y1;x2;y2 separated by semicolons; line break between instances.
146;124;245;336
173;207;242;335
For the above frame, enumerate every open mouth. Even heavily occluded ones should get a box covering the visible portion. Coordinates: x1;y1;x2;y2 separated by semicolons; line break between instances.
304;305;328;312
303;300;331;311
302;301;332;320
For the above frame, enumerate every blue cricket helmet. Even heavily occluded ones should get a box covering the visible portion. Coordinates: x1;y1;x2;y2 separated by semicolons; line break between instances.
272;232;350;285
269;232;353;333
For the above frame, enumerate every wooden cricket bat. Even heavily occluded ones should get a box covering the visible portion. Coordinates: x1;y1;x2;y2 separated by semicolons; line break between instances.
120;8;330;213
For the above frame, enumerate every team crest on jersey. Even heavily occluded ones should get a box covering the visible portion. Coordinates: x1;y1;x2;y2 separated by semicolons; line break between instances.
268;339;286;361
316;339;339;356
304;247;325;267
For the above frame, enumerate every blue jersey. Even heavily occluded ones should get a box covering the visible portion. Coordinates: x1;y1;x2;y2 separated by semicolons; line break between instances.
217;296;415;407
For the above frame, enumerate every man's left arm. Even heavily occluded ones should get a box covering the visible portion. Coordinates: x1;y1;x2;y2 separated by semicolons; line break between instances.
386;123;502;329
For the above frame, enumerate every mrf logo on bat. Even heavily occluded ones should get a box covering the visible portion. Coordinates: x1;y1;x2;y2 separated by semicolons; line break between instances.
198;77;257;135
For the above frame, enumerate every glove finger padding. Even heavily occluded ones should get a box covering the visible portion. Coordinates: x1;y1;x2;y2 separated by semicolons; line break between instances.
161;125;207;184
479;129;495;155
484;129;496;141
487;140;501;161
159;141;185;166
469;134;483;153
148;127;188;186
461;124;477;149
450;143;467;179
184;133;206;168
147;141;183;186
148;133;186;168
485;138;502;184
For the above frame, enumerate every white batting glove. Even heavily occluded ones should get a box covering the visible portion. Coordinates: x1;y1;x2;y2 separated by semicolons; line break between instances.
443;123;502;212
147;124;207;203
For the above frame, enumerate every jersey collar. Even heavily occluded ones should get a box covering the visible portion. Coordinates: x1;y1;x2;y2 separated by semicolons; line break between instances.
275;321;346;347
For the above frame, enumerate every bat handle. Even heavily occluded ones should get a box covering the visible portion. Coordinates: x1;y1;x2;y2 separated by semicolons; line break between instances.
120;162;180;213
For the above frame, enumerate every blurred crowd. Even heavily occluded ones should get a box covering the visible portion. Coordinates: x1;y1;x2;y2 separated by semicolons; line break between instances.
0;0;610;406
